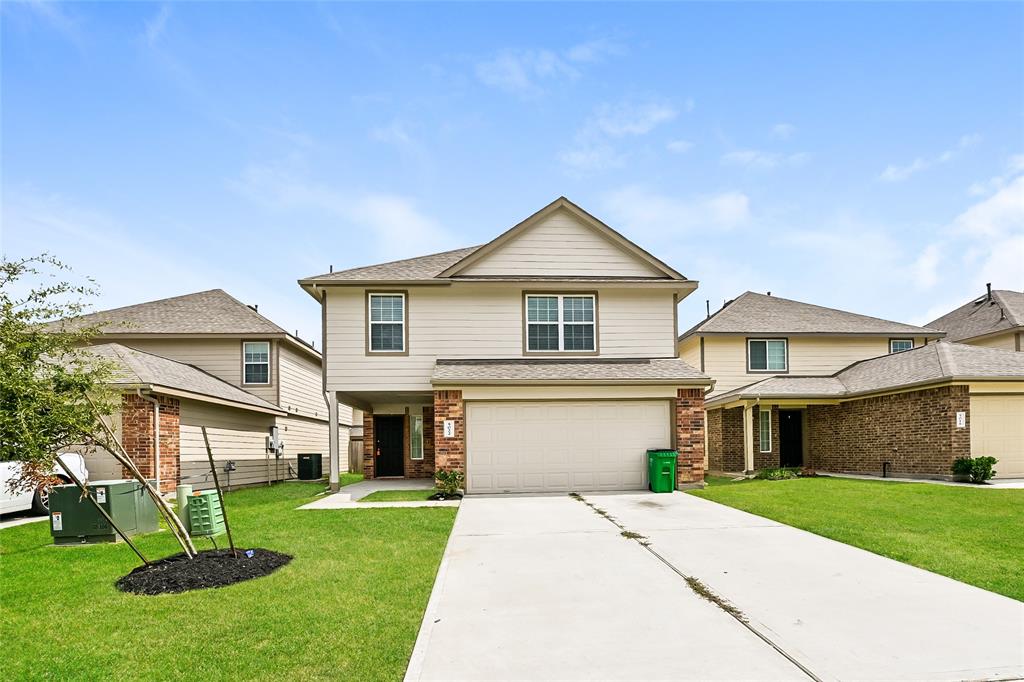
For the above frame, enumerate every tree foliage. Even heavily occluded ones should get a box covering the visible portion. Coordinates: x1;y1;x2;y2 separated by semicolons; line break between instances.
0;255;116;491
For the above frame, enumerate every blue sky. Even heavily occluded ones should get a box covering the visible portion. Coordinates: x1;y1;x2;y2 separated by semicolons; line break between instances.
3;1;1022;345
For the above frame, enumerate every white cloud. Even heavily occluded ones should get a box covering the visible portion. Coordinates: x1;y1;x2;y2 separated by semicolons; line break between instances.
230;163;455;258
967;153;1024;197
953;175;1024;237
911;243;942;290
602;185;751;237
558;144;624;174
666;139;694;154
565;38;626;64
475;49;577;95
590;101;678;137
879;133;981;182
771;123;796;140
370;119;413;146
143;4;171;47
721;149;809;170
560;97;683;174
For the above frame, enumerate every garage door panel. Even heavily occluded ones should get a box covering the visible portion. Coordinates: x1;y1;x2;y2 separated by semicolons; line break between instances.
970;395;1024;478
466;400;672;493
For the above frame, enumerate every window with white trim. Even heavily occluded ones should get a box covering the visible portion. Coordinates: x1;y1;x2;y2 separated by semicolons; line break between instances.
890;339;913;354
243;341;271;384
411;415;423;460
748;339;787;372
368;293;406;352
759;410;771;453
526;294;596;352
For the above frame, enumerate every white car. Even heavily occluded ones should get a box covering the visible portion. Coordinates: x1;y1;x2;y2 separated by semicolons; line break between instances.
0;454;90;515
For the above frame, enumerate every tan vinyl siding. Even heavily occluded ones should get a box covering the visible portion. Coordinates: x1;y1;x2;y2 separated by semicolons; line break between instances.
704;335;926;396
277;414;329;457
278;345;328;419
325;285;677;392
679;336;701;370
459;209;664;278
967;331;1018;351
117;338;278;405
179;399;279;490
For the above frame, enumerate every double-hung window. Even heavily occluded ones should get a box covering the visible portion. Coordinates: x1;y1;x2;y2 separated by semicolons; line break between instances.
368;293;406;353
243;341;271;385
526;294;596;353
889;339;913;354
748;339;787;372
759;410;771;453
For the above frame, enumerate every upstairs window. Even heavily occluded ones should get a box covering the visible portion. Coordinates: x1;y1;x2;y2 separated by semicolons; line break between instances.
748;339;787;372
243;341;271;384
890;339;914;353
526;294;596;353
368;293;406;353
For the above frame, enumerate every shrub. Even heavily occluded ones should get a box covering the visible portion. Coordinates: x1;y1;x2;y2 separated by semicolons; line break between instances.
434;469;465;496
754;467;800;481
952;456;998;483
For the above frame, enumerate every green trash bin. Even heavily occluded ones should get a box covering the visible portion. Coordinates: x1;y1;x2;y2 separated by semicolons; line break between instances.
647;449;678;493
188;490;226;537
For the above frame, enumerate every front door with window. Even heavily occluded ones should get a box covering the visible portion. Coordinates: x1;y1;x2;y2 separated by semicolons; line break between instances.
374;415;404;477
779;410;803;468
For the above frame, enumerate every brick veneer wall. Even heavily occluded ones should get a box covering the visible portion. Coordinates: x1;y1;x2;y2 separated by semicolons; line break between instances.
433;390;465;473
675;388;705;485
121;393;180;493
362;412;375;479
807;385;970;478
706;408;724;471
752;405;780;470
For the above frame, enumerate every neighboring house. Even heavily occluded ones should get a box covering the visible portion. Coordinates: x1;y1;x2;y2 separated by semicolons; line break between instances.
704;341;1024;479
927;285;1024;352
301;197;712;494
679;291;945;398
57;290;354;492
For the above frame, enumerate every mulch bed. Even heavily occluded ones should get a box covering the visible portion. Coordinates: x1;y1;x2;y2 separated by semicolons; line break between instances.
116;548;292;595
428;492;463;501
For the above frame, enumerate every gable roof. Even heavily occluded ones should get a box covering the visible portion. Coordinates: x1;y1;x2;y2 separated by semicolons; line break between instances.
52;289;320;358
300;197;690;295
86;343;285;415
926;288;1024;343
680;291;943;339
707;341;1024;406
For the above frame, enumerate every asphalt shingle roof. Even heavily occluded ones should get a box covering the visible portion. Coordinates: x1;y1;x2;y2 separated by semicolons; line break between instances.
86;343;284;413
707;341;1024;405
431;357;710;384
681;292;943;338
54;289;287;335
926;289;1024;342
303;246;482;282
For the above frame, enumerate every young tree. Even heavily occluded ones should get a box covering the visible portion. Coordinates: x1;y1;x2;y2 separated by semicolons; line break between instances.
1;255;196;556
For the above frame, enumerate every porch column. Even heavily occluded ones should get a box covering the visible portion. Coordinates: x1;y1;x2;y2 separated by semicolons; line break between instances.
327;392;340;492
743;403;755;473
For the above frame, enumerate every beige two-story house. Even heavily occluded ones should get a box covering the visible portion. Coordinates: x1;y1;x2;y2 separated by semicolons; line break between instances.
61;290;354;492
680;292;1024;479
302;197;712;494
927;286;1024;352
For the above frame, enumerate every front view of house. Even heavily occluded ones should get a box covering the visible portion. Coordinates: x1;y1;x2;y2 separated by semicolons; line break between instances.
302;197;711;493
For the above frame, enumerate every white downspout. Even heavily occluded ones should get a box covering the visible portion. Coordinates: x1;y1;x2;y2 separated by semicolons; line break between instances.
137;389;161;492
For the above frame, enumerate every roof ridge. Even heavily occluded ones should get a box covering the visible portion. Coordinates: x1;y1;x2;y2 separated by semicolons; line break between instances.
934;340;953;378
309;245;481;280
992;289;1023;326
747;291;942;331
679;292;749;339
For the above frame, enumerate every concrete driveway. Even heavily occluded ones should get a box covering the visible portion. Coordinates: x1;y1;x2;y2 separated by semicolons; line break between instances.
406;492;1024;682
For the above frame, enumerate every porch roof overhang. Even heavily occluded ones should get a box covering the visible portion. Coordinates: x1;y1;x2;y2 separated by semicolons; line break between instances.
430;357;713;388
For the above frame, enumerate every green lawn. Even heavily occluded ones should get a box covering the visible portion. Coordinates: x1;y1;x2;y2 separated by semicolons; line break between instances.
360;489;437;502
690;477;1024;601
1;481;455;680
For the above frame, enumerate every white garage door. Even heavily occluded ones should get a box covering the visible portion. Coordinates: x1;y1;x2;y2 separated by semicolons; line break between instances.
970;395;1024;478
465;400;672;494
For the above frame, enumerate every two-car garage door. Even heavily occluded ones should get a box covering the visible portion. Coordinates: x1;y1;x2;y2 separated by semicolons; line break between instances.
465;400;672;494
970;395;1024;478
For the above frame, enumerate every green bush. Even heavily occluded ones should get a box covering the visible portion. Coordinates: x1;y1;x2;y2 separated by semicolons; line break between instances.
952;456;998;483
434;469;465;496
754;467;800;481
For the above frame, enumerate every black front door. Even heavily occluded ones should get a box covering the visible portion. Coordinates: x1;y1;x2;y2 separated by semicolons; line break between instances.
779;410;803;468
374;415;404;477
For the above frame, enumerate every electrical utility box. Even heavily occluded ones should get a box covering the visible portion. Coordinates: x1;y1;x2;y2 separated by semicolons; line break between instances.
50;480;159;545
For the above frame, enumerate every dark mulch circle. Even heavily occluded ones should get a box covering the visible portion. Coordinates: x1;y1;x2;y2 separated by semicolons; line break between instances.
116;548;292;595
428;492;463;501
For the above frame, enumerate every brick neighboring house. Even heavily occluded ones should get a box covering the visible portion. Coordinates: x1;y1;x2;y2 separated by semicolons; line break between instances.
705;342;1024;479
301;197;713;493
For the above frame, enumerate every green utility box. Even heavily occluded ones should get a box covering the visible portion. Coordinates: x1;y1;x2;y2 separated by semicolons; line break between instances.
50;480;158;545
188;490;225;536
297;453;323;480
647;449;678;493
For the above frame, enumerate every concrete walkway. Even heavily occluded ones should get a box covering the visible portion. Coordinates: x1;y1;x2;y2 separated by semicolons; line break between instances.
823;472;1024;489
407;492;1024;681
297;478;459;510
0;512;48;530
